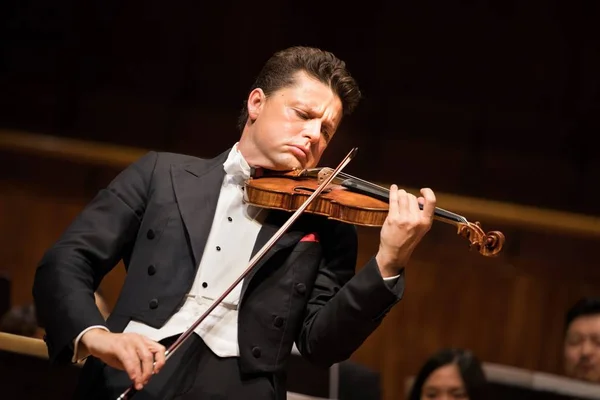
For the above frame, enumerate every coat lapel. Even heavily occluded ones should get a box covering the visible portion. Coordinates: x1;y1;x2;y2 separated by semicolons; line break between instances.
171;150;229;268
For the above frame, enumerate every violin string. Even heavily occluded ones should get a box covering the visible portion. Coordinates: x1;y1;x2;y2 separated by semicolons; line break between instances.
334;171;467;223
337;171;389;191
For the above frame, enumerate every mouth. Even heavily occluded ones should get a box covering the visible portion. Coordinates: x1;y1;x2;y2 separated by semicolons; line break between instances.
289;145;309;162
576;363;595;372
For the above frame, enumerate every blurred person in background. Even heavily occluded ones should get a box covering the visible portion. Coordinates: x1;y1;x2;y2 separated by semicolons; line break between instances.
0;290;110;339
563;297;600;383
0;303;44;338
408;348;488;400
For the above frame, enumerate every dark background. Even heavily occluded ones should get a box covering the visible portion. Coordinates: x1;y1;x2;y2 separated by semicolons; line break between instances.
2;0;599;214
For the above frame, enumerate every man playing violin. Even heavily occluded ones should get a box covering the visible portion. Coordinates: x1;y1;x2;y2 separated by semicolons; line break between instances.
33;46;436;400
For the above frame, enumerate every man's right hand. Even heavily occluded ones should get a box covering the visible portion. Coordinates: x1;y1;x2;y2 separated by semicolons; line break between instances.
80;328;167;390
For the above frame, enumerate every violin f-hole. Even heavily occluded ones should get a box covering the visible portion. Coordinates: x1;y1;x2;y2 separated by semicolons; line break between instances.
294;186;332;195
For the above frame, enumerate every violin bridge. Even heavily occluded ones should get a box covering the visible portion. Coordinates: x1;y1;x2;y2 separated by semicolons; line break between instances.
316;167;335;184
299;167;343;184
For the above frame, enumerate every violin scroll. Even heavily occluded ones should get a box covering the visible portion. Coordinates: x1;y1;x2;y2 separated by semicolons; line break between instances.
457;221;505;257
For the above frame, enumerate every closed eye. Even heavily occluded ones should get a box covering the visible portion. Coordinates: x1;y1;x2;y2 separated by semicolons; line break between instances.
295;109;332;143
295;110;309;120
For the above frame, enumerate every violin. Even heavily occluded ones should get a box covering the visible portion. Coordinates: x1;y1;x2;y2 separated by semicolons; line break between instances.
245;163;505;257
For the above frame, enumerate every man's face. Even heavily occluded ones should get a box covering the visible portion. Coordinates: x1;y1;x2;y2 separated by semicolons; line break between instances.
564;314;600;382
239;71;343;171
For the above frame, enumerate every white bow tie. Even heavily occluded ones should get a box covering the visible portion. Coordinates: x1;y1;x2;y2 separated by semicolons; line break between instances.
223;148;250;186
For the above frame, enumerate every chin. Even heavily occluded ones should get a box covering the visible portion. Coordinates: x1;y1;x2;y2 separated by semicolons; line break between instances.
583;372;600;382
269;155;305;171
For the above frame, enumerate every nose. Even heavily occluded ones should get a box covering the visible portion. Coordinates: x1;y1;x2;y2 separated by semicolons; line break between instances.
581;340;595;357
303;120;322;143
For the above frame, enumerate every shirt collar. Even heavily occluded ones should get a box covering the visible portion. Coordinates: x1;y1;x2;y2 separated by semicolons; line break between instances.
222;143;251;185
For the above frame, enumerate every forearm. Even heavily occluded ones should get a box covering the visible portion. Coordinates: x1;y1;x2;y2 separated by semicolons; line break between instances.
33;152;157;363
33;254;108;363
296;257;403;367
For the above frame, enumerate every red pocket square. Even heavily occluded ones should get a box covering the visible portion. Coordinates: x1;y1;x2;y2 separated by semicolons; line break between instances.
300;233;319;242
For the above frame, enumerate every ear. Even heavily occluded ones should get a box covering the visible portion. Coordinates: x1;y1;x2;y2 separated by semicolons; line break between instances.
247;88;265;122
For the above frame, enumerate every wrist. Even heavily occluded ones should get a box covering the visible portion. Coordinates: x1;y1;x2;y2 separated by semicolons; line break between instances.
80;327;109;351
375;253;403;278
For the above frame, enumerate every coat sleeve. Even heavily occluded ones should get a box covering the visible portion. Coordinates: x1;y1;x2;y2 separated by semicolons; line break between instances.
295;221;404;367
32;151;158;364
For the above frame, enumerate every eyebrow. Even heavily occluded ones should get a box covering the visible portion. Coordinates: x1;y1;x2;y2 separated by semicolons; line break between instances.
298;104;336;132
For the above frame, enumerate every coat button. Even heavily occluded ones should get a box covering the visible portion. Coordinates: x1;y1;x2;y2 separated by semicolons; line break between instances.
149;299;159;309
147;265;156;276
295;283;306;295
273;316;284;328
251;346;261;358
147;229;155;240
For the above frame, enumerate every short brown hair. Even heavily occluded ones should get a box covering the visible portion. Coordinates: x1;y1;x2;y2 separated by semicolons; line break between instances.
237;46;361;131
